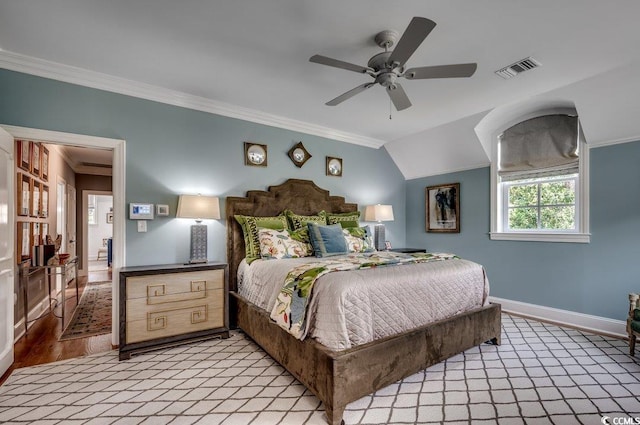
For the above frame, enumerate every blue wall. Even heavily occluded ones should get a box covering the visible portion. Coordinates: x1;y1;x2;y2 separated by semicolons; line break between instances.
405;141;640;321
0;69;406;266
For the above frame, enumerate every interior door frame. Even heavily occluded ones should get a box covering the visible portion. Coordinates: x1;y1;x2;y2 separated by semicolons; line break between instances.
0;127;15;377
0;125;125;347
82;190;112;276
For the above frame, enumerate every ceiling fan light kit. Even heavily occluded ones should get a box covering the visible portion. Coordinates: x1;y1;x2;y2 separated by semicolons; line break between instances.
310;17;477;112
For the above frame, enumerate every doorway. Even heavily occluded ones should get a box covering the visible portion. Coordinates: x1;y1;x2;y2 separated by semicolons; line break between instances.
85;192;113;280
0;125;125;351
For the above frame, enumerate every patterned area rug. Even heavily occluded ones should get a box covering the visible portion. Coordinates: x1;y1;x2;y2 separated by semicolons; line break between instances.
59;281;112;341
2;316;639;424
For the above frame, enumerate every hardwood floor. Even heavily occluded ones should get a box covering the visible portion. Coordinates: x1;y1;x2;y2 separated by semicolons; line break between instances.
0;269;115;385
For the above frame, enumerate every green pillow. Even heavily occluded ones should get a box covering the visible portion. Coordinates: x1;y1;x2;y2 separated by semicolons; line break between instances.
235;214;289;262
284;209;326;230
323;211;361;228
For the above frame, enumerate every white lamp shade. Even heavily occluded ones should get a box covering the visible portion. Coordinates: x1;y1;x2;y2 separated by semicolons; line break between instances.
176;195;221;220
364;204;394;222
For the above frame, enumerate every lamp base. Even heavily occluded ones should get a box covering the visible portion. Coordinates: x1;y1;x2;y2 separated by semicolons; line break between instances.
189;224;208;264
374;224;386;251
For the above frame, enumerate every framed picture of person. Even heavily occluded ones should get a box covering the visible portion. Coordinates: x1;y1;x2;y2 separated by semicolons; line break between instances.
425;183;460;233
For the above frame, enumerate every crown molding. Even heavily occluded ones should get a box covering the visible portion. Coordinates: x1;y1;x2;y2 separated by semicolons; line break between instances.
0;50;386;149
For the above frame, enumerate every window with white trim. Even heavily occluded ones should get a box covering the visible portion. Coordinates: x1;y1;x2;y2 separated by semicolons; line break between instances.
491;113;590;243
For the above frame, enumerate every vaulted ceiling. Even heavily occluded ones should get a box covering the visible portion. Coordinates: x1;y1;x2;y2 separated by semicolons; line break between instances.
1;0;639;179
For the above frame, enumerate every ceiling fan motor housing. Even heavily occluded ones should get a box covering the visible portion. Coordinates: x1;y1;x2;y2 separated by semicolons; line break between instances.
368;51;402;87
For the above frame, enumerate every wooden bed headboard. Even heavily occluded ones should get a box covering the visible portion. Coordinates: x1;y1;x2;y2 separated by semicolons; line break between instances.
225;179;357;292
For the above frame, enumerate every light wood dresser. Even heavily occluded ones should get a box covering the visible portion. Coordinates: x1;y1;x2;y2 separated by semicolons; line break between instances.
119;262;228;360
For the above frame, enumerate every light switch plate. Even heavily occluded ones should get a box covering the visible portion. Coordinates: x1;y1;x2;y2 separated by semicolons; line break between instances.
137;220;147;232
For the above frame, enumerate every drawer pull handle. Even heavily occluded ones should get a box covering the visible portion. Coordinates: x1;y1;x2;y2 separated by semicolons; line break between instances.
148;314;167;331
147;284;166;298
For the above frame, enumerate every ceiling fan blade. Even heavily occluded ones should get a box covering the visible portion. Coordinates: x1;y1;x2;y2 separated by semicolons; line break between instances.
388;17;436;67
387;83;412;111
404;63;478;80
310;54;371;74
326;83;374;106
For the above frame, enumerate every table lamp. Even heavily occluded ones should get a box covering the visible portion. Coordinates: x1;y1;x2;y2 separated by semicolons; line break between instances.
177;195;220;263
364;204;394;251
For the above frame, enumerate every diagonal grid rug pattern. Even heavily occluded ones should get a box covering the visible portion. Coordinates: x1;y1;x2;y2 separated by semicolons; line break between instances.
1;314;639;424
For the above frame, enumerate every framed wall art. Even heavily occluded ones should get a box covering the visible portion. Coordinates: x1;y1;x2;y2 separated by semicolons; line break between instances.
426;183;460;233
17;140;30;171
288;141;311;168
31;222;41;246
41;185;49;218
326;156;342;177
244;142;268;167
31;142;41;177
32;181;41;217
17;222;30;263
41;146;49;181
17;174;30;216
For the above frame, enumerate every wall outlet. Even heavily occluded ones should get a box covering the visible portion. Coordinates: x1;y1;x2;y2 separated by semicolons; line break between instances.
137;220;147;232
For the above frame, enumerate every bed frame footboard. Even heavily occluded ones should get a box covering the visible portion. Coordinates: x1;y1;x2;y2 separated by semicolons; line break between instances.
233;292;501;425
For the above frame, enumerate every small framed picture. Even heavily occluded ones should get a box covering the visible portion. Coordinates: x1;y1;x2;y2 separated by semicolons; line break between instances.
244;142;268;167
326;156;342;177
426;183;460;233
17;174;30;216
41;146;49;181
156;204;169;216
106;212;114;224
31;142;41;177
17;140;30;171
385;241;392;250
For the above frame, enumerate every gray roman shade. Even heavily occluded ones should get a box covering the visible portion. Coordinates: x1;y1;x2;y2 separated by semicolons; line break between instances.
498;114;579;181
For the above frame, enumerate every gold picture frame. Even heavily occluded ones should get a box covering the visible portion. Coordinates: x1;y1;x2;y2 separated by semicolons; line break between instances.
31;142;41;177
41;146;49;181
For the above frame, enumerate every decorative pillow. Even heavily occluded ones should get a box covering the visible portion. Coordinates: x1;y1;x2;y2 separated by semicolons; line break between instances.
258;228;312;259
284;209;327;230
323;211;361;229
307;222;348;258
343;226;375;253
234;214;289;262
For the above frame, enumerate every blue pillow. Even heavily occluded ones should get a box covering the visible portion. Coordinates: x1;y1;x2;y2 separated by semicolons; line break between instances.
307;222;348;258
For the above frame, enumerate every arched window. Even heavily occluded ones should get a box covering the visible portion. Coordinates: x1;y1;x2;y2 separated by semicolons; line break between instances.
490;111;590;243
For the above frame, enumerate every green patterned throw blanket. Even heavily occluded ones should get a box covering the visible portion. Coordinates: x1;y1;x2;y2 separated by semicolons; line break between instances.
269;251;459;339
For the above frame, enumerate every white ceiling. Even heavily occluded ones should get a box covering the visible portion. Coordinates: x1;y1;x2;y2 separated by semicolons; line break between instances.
1;0;640;179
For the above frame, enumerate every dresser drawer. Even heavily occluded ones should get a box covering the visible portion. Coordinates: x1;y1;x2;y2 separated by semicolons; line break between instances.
126;291;224;343
126;269;224;301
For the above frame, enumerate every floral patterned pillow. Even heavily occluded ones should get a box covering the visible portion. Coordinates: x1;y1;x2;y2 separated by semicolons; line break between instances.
343;226;375;253
258;228;312;259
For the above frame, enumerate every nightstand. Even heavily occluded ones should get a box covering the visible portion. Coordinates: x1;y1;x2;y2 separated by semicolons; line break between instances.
119;262;229;360
389;248;426;253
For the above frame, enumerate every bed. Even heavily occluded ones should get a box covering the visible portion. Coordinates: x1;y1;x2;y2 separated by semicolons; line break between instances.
226;179;501;425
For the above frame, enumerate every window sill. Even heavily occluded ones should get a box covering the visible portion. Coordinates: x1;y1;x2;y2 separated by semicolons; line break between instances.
489;232;590;243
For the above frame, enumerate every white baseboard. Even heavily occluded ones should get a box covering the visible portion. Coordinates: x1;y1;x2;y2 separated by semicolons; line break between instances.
14;295;53;342
489;296;627;339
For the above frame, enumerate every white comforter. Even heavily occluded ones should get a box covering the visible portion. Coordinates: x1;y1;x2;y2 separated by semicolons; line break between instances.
238;254;489;351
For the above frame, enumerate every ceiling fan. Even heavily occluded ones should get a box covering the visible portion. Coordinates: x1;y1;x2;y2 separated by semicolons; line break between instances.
309;17;477;111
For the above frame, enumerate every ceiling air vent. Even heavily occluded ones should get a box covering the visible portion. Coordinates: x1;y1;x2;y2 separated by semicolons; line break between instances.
495;57;541;79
